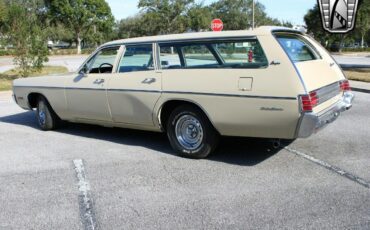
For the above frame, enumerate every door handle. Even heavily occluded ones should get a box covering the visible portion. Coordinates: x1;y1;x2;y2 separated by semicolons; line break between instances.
142;78;156;84
93;79;105;84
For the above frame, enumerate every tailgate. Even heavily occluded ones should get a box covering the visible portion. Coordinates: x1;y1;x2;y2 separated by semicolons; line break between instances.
295;60;344;113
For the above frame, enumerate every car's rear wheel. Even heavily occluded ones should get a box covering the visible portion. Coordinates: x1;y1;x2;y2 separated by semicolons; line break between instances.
36;96;59;130
166;105;219;158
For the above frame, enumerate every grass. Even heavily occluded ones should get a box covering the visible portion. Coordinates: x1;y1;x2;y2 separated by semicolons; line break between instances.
0;66;69;91
343;68;370;83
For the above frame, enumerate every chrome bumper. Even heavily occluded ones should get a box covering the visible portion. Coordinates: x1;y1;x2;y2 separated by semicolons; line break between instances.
297;92;354;138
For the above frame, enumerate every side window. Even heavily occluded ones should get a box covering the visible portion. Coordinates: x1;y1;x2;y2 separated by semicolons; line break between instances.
159;46;182;69
214;40;268;68
118;45;153;73
276;34;321;62
87;47;119;74
182;44;218;68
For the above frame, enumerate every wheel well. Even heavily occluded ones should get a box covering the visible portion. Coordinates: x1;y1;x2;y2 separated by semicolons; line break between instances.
28;93;43;108
159;100;217;133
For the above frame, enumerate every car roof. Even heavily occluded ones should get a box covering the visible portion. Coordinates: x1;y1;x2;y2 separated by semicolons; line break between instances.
104;26;301;46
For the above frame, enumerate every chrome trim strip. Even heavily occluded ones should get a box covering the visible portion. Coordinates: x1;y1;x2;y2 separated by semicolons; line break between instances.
109;89;161;93
13;86;296;100
162;91;296;100
132;36;257;46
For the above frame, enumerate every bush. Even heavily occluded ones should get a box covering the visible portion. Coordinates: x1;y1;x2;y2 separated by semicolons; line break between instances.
49;48;95;55
341;47;370;52
0;49;14;56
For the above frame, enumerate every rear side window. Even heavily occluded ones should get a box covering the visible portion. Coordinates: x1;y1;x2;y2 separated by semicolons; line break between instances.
182;45;218;67
159;39;268;69
276;34;321;62
214;41;268;67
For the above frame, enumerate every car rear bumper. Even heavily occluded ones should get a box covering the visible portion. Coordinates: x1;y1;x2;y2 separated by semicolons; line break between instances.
297;91;354;138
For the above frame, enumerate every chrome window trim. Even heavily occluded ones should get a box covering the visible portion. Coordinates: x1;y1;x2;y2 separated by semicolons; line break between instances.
77;45;122;74
272;32;308;94
157;37;270;70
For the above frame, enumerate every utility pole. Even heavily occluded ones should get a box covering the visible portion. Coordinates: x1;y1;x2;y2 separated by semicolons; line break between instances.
252;0;255;30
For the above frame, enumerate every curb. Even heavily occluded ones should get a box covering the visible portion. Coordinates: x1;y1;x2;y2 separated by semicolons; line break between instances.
352;88;370;94
340;64;370;69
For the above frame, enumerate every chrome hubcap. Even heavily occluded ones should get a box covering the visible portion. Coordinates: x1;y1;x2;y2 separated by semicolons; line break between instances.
175;115;203;150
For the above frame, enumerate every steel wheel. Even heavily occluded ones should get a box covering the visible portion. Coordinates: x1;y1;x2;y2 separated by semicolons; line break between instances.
175;114;204;150
166;105;219;159
36;96;60;130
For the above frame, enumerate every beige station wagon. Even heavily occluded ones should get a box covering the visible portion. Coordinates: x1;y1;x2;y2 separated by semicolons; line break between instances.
12;26;354;158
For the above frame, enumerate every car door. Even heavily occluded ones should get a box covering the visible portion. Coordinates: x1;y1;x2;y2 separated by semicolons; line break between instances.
65;46;121;122
107;44;162;126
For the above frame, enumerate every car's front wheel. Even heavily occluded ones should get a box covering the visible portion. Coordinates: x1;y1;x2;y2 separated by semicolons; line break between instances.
36;96;59;131
166;105;219;158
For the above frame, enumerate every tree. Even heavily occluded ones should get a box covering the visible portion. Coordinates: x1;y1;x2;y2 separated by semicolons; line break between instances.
138;0;194;35
117;15;146;39
1;1;48;77
49;0;114;54
187;4;212;32
210;0;250;30
356;0;370;47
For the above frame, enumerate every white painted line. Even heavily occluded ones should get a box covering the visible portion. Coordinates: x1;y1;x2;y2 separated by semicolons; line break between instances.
73;159;97;230
284;147;370;189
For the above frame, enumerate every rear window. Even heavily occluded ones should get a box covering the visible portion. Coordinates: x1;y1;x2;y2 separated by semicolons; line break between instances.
276;34;321;62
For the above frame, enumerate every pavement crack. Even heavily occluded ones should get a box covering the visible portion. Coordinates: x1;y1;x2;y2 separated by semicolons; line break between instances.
73;159;98;230
284;146;370;189
161;158;183;185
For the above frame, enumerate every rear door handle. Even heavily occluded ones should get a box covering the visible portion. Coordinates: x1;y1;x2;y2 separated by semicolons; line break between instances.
142;78;156;84
93;79;105;84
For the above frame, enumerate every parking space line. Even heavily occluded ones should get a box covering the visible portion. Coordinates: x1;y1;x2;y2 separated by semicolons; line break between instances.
284;147;370;189
73;159;98;230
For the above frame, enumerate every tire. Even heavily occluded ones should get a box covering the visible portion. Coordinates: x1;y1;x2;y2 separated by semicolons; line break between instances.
36;96;59;131
166;105;219;159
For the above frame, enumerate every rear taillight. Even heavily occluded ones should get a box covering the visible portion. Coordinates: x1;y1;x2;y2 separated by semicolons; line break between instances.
300;91;319;112
340;80;351;91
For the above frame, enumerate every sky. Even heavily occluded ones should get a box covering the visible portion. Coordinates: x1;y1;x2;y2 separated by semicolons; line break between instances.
106;0;316;25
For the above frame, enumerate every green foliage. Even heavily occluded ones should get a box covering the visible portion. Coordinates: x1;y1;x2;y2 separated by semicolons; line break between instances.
49;0;115;53
356;0;370;47
342;47;370;52
187;4;212;32
1;2;48;77
138;0;195;35
117;0;291;38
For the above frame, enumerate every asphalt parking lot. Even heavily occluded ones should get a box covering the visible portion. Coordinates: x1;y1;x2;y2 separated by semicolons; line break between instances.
0;91;369;229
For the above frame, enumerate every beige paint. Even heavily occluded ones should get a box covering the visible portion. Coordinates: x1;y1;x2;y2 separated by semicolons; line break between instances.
12;26;347;139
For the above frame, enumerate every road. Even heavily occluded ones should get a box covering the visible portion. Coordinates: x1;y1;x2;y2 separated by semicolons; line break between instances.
0;54;369;73
0;91;369;229
332;55;370;68
0;55;88;73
